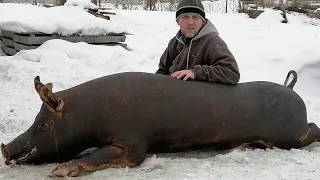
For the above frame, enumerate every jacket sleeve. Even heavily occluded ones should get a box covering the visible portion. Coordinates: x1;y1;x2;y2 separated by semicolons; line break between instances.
192;39;240;85
155;40;174;75
155;50;170;75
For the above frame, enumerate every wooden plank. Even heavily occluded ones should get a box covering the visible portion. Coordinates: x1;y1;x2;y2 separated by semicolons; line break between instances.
13;34;126;45
94;35;126;44
14;42;39;51
2;37;14;47
1;29;15;39
98;43;127;48
1;46;17;56
13;35;66;45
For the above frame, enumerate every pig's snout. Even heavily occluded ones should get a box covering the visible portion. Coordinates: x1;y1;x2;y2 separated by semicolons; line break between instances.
1;143;9;159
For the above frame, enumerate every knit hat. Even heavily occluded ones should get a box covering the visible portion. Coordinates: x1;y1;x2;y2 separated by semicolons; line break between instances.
176;0;206;22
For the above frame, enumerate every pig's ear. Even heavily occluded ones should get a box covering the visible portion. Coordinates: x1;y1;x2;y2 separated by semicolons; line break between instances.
34;76;64;113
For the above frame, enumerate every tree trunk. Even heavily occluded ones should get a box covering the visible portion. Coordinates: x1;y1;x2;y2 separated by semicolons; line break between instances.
91;0;97;5
279;0;288;23
56;0;66;6
238;0;242;12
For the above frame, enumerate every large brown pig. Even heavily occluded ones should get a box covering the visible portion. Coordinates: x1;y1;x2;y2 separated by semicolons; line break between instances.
1;71;319;177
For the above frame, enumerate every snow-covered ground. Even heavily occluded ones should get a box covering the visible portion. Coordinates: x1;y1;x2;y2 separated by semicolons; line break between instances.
0;1;320;180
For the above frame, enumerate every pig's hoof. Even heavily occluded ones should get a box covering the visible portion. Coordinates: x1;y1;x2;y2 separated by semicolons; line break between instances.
50;160;84;177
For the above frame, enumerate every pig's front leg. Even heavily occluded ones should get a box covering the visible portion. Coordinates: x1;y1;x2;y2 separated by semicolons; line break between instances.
50;141;147;177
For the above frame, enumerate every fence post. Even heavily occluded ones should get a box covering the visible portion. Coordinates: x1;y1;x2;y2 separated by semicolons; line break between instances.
225;0;227;13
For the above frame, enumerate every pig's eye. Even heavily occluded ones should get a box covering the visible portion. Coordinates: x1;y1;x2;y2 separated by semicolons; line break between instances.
38;121;54;133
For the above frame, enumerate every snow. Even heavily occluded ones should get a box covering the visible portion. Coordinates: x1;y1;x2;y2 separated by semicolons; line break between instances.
64;0;99;10
1;2;320;180
0;3;127;35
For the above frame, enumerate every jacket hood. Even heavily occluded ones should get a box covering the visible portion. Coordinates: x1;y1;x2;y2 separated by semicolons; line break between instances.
176;19;219;44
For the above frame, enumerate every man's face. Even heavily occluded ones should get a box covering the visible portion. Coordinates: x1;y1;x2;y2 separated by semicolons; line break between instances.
177;13;204;38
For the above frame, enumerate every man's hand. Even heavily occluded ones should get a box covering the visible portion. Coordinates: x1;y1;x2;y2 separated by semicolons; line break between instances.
171;70;196;81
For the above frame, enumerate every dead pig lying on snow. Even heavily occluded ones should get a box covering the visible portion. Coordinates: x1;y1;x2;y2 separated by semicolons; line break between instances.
1;71;320;177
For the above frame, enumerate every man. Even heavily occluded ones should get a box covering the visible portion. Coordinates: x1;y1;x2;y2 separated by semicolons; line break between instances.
155;0;240;84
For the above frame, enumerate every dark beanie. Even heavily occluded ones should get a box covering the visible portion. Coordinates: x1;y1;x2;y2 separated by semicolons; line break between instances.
176;0;206;22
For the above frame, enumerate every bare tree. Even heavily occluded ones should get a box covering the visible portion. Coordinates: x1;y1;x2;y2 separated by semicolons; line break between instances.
293;0;298;7
264;0;276;8
145;0;156;11
279;0;288;23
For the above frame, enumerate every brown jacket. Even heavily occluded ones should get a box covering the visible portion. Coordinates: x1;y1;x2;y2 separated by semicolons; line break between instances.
155;20;240;84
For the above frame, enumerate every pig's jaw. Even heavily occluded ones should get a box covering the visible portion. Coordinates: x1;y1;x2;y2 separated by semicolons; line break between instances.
1;143;37;165
15;147;37;165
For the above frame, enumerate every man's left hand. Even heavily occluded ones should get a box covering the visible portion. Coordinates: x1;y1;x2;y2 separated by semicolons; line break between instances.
171;70;196;81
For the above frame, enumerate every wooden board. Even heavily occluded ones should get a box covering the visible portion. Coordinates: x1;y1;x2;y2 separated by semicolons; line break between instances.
14;42;39;51
2;37;14;47
1;46;17;56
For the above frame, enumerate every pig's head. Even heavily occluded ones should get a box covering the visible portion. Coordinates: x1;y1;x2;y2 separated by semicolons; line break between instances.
1;76;67;165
